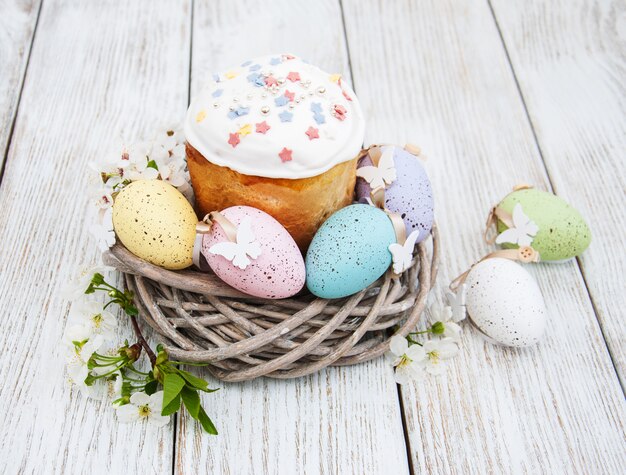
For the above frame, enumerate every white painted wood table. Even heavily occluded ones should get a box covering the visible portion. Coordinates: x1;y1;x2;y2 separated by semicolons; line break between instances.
1;1;625;473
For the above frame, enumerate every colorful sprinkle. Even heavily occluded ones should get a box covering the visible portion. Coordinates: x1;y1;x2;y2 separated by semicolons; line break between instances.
241;60;252;67
269;57;281;66
212;89;223;98
342;89;352;101
286;71;301;82
282;54;296;61
249;64;262;71
228;106;250;119
224;71;238;79
256;121;271;134
310;102;323;113
313;113;326;125
265;76;279;87
238;124;252;136
329;73;342;84
228;133;240;148
212;73;220;82
331;104;347;121
275;95;289;107
279;147;293;162
305;126;319;140
195;110;206;123
278;110;293;122
284;90;295;102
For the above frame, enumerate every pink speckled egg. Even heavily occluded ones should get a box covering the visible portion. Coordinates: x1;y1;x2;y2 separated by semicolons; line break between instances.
201;206;305;299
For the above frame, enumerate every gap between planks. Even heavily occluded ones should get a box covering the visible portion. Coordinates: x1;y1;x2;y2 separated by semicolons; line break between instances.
486;0;625;395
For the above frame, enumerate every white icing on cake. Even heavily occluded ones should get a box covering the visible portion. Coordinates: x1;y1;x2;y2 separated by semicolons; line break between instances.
184;54;365;179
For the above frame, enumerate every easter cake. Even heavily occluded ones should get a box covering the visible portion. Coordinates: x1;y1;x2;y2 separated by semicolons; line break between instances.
184;54;365;249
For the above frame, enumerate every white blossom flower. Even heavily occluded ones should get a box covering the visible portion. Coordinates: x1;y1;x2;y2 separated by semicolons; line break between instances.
388;335;426;384
415;338;459;376
116;391;170;427
154;155;188;187
89;208;116;251
66;335;105;398
429;304;463;341
65;300;117;342
108;371;124;403
61;264;114;300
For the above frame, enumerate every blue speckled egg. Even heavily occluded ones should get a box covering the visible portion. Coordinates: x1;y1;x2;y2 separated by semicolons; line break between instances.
356;145;434;242
305;204;396;299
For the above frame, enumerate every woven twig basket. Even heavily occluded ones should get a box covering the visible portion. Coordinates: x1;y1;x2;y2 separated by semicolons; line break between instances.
102;225;439;382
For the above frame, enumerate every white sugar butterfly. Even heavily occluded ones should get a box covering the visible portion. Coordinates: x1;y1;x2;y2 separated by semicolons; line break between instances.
356;148;397;189
208;217;262;270
446;284;467;322
495;203;539;247
388;230;420;274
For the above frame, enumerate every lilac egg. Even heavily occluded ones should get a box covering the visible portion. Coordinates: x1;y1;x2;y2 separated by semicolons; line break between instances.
356;145;434;242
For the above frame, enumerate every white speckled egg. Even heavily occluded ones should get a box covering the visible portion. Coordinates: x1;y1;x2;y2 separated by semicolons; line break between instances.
202;206;305;299
112;180;198;270
465;258;546;347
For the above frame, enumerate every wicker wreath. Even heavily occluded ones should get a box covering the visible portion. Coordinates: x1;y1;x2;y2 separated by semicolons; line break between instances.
102;225;439;382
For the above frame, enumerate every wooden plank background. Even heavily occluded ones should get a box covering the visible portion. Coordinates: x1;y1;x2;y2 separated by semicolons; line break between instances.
0;1;624;474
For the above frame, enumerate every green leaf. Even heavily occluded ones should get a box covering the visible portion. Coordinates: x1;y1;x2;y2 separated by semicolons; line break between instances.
144;380;159;395
180;387;200;418
146;159;158;170
161;393;181;416
177;369;209;391
125;305;139;316
197;406;218;435
162;372;185;408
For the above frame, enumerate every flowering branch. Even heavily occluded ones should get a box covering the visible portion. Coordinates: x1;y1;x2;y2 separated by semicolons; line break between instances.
64;271;218;434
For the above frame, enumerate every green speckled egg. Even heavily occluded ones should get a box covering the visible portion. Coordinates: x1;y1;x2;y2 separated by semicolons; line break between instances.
112;180;198;270
497;189;591;261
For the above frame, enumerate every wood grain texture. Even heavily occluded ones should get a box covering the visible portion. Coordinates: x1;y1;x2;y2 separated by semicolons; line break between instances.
174;1;410;474
341;0;626;473
490;0;626;386
0;0;40;170
0;0;191;472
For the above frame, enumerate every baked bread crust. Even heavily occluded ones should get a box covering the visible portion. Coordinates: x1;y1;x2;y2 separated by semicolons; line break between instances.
187;143;357;250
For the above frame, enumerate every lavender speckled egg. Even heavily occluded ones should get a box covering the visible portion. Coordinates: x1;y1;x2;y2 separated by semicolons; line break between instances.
465;258;546;347
202;206;305;299
305;204;396;299
356;145;434;242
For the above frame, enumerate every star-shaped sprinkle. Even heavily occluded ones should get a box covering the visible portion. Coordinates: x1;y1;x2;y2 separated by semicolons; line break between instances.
286;71;301;82
310;102;323;113
212;73;220;82
247;72;261;83
256;121;271;134
224;71;238;79
195;110;206;122
241;60;252;67
305;126;319;140
278;110;293;122
329;73;342;84
284;90;295;102
238;124;252;136
275;95;288;107
279;147;293;162
265;76;279;87
212;88;223;98
249;64;262;71
313;113;326;125
269;57;281;66
227;106;250;120
332;104;347;121
228;133;240;148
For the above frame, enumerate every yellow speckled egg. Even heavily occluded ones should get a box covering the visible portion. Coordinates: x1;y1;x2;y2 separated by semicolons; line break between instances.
112;180;198;270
